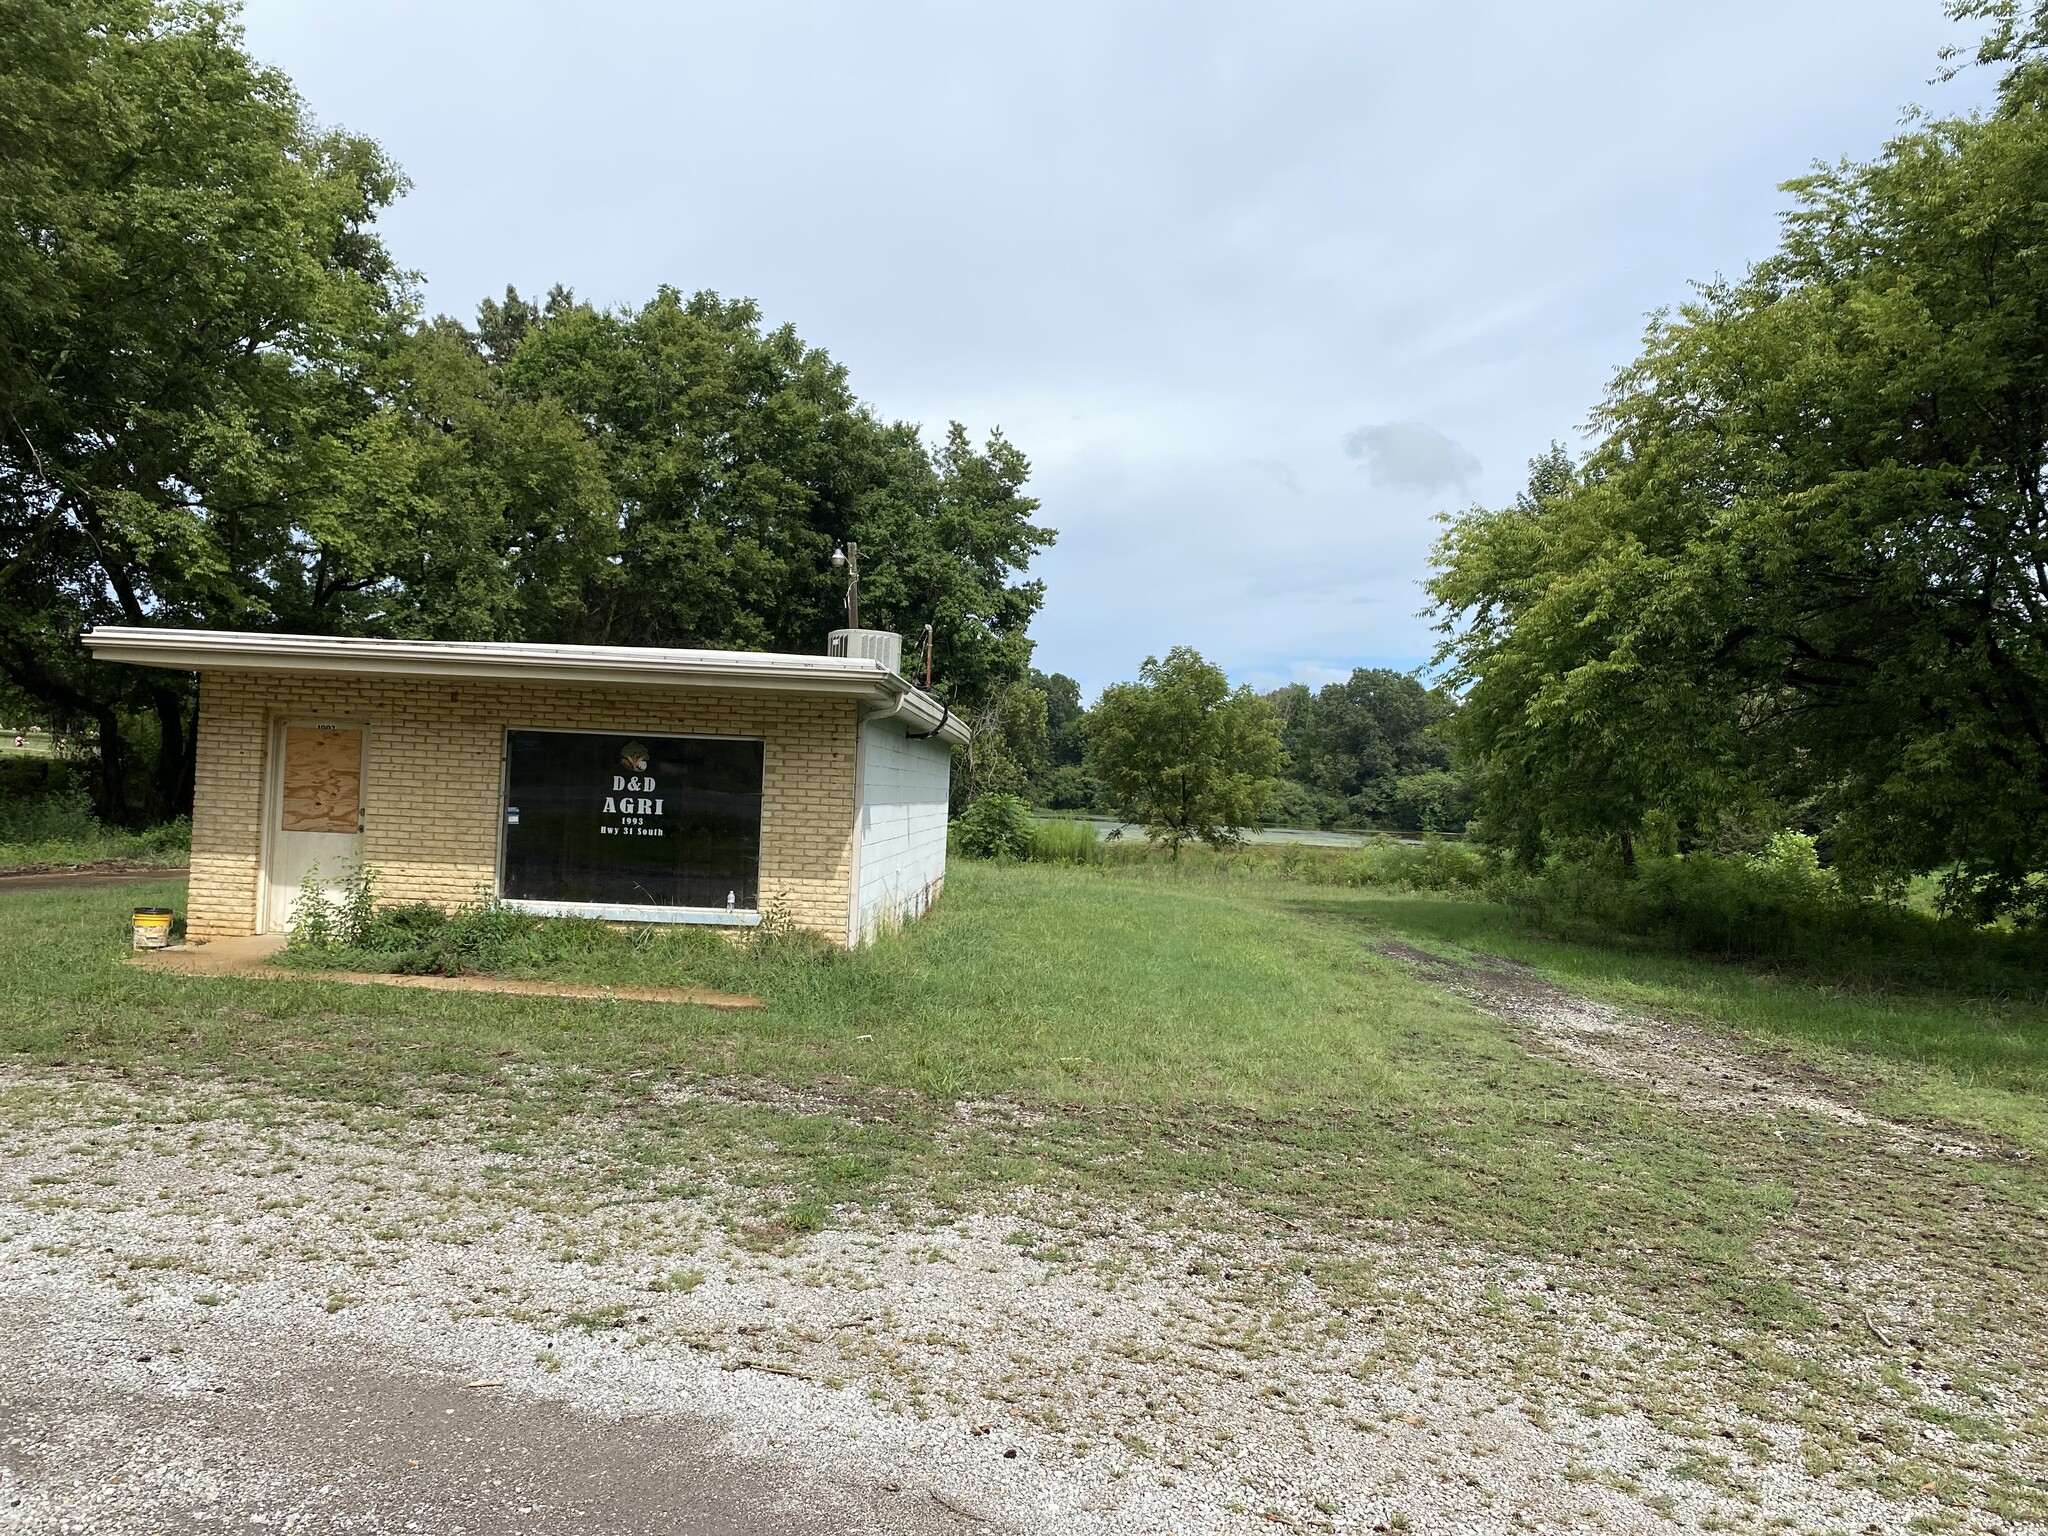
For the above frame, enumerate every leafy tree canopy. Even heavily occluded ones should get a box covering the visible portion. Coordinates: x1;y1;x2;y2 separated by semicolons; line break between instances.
1086;647;1283;853
1034;668;1087;768
0;0;614;820
3;0;400;817
491;286;1052;712
1266;668;1464;830
1430;49;2048;914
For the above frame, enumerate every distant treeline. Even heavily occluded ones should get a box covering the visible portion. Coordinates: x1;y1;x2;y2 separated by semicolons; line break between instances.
968;665;1471;833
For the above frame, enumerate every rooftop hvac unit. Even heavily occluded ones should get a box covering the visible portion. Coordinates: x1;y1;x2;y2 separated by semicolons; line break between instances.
827;628;903;674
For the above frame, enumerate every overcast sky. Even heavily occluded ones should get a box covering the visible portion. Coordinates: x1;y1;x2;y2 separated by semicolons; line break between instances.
240;1;1990;698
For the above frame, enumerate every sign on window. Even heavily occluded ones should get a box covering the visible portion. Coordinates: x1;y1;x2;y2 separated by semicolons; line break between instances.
501;731;763;910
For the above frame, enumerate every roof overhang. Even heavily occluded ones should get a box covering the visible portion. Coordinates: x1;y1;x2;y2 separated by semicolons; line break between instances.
83;627;971;745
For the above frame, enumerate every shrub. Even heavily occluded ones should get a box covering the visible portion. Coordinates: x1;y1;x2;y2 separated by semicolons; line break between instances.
954;792;1033;859
1084;831;1492;891
278;875;847;983
0;779;99;845
138;817;192;855
360;901;450;948
1335;835;1491;891
1490;837;1855;958
1482;832;2048;989
287;862;379;950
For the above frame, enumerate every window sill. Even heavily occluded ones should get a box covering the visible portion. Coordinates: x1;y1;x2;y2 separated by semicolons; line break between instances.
500;899;762;927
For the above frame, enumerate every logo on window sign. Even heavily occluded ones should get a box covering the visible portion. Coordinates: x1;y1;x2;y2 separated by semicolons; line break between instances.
603;741;664;834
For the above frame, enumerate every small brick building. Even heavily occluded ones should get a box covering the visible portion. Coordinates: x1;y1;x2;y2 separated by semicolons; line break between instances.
85;628;965;947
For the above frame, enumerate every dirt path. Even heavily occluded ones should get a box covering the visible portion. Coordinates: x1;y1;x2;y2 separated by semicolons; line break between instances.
1377;941;1988;1156
129;934;762;1010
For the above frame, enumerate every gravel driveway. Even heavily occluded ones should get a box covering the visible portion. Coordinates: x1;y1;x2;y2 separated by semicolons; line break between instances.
1;1000;2041;1535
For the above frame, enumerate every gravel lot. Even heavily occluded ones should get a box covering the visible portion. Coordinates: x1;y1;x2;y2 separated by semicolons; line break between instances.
1;973;2042;1534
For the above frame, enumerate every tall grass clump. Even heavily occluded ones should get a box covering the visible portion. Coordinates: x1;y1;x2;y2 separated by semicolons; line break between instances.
1025;816;1103;864
1095;833;1490;893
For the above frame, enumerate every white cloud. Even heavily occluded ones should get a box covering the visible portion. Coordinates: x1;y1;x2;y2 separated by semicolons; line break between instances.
1249;458;1305;496
1343;422;1481;492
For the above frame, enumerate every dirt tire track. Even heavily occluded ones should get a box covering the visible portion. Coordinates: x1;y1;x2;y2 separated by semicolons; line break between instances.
1378;941;1986;1157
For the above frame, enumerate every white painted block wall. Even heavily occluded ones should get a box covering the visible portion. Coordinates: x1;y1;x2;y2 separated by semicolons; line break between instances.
853;716;952;943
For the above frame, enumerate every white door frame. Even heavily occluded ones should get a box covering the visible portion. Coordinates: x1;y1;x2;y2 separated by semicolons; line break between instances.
256;718;369;934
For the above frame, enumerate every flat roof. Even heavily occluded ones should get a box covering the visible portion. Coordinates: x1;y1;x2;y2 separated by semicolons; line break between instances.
83;627;970;745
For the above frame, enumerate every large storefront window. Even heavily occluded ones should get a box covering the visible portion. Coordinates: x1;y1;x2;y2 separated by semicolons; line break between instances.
501;730;763;910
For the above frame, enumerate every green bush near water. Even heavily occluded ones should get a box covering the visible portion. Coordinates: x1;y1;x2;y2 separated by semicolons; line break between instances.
953;792;1034;860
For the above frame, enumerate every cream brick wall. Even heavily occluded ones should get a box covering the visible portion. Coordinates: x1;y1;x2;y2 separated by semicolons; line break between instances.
187;671;857;943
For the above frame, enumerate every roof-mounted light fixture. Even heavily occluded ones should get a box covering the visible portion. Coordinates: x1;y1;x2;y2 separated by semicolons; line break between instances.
829;541;859;630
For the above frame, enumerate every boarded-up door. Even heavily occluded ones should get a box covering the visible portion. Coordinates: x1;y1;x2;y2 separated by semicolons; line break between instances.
265;724;365;932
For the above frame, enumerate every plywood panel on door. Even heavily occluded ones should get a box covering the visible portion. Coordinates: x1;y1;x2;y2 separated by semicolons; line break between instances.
281;726;362;832
265;724;365;932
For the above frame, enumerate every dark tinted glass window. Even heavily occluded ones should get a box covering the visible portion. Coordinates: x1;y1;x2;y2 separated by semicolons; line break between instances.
502;731;763;909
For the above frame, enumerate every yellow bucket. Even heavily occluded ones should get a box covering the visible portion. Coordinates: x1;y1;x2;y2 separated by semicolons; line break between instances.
131;908;174;950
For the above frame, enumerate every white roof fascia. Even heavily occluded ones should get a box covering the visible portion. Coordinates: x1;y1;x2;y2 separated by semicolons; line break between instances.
83;626;971;745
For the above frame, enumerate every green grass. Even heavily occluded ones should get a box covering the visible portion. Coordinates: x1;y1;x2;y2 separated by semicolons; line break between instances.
7;867;1455;1108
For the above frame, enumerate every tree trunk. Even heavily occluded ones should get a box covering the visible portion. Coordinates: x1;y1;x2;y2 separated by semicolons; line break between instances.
90;702;129;823
150;685;196;820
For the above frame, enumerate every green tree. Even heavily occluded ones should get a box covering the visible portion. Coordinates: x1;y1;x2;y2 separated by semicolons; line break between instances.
1034;669;1086;765
492;287;1053;712
1029;667;1100;809
1086;647;1283;853
0;4;1055;827
959;678;1047;805
340;320;617;643
1266;668;1463;829
1429;48;2048;912
0;0;408;819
